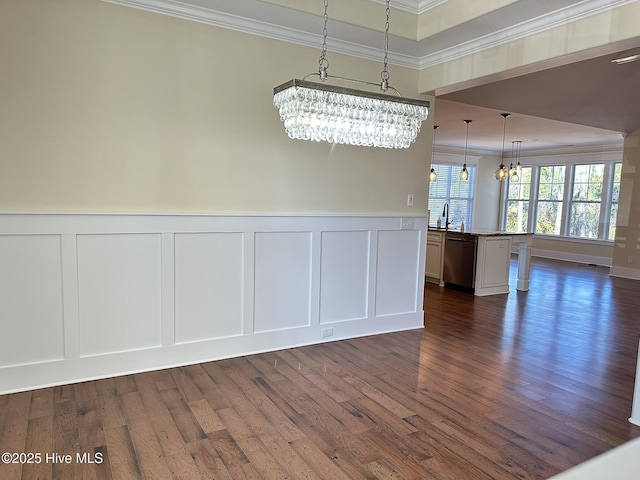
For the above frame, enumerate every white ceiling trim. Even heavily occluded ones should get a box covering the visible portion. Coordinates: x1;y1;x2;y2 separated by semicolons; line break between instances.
433;150;484;165
417;0;448;13
435;142;623;160
102;0;310;42
418;0;637;68
371;0;447;15
101;0;421;68
102;0;635;71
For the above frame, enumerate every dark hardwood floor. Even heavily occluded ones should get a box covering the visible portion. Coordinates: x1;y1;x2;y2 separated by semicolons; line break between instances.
1;257;640;479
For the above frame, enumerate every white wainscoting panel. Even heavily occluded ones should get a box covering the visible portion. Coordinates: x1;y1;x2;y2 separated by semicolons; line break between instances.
77;234;163;357
174;232;244;343
0;214;426;394
375;229;422;317
254;231;312;333
319;231;370;323
0;235;65;367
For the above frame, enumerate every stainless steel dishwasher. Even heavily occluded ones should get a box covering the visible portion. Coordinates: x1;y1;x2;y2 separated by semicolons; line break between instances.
443;233;478;290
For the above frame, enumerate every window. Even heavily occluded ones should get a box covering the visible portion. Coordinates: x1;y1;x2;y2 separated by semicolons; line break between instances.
502;159;622;241
569;164;603;239
505;167;532;233
428;164;474;229
536;166;565;235
609;163;622;240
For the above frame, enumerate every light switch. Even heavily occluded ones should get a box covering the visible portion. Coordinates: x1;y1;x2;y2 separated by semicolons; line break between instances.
407;194;414;206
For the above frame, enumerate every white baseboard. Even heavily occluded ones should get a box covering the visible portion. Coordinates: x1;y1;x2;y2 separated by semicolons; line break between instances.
529;248;612;267
609;266;640;280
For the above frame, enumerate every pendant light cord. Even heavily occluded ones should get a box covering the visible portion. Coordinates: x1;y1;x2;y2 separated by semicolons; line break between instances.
464;120;470;163
501;113;510;163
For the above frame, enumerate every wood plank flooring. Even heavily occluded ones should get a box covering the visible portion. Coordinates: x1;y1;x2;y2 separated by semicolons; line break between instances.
2;257;640;479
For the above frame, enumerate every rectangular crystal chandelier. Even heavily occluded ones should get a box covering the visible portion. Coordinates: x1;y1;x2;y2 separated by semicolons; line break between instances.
273;0;429;149
273;79;429;149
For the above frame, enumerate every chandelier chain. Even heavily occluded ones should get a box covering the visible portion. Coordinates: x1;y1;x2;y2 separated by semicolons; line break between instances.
381;0;391;89
318;0;329;79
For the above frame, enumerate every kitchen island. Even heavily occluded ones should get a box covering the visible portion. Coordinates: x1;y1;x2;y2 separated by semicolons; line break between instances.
426;228;533;296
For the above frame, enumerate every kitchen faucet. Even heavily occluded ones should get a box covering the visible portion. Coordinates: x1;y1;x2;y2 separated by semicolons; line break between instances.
442;203;451;231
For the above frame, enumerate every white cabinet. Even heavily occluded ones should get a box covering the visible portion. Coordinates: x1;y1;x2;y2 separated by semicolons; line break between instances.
425;230;444;285
474;236;512;296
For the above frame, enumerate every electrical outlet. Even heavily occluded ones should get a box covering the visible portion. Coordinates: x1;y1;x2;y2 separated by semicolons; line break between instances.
628;255;634;264
401;218;414;230
407;194;414;206
321;328;333;338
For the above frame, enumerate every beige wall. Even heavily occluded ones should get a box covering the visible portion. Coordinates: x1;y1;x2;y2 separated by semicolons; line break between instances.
612;130;640;270
0;0;433;215
2;0;636;272
473;153;502;231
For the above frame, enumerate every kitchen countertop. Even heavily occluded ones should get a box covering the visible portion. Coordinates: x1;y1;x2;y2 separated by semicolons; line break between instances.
428;227;532;236
426;226;534;295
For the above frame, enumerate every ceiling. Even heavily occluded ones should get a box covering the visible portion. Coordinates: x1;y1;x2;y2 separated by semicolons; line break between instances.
434;48;640;154
108;0;640;153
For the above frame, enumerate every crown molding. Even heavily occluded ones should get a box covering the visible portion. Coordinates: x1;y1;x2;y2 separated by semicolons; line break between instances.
101;0;311;44
370;0;446;15
435;140;624;159
434;146;493;158
418;0;638;68
517;142;624;160
101;0;422;68
418;0;448;13
101;0;636;71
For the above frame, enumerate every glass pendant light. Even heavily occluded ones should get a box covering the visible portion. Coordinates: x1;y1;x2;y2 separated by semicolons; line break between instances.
429;125;439;182
460;120;471;181
495;113;510;181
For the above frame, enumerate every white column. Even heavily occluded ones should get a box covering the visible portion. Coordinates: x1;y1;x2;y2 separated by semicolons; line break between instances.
630;339;640;425
516;234;532;291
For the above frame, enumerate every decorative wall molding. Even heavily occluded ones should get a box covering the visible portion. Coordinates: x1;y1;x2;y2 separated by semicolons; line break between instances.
101;0;637;71
0;213;427;394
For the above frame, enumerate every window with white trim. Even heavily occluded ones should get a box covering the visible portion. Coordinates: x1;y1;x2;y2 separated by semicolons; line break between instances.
505;167;532;233
428;164;474;229
608;163;622;241
502;158;622;241
536;165;566;235
569;164;603;239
